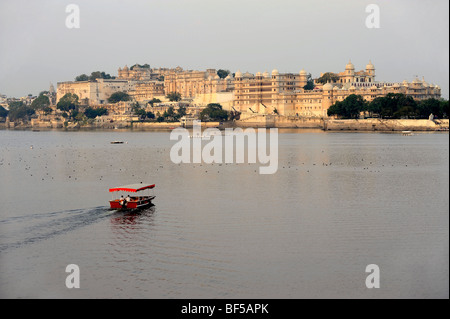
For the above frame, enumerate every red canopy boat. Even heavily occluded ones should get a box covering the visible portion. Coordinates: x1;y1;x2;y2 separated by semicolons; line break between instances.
109;183;155;210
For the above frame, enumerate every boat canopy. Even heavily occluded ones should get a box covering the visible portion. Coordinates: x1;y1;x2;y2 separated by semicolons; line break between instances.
109;183;155;193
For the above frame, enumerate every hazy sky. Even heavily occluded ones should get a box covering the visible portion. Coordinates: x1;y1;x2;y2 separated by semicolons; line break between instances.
0;0;448;98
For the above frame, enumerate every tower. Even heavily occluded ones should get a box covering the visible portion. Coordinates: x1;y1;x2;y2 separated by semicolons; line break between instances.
299;69;307;89
344;60;355;83
365;60;375;82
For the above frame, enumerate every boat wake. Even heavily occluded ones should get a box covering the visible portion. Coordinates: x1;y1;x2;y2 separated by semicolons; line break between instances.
0;206;110;253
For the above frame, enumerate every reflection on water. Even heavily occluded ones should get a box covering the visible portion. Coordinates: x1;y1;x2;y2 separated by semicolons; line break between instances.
0;130;448;298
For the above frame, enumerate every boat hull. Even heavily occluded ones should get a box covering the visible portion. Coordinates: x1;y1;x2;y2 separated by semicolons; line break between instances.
110;196;155;211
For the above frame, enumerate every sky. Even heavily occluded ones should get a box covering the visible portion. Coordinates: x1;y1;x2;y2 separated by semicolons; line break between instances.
0;0;448;98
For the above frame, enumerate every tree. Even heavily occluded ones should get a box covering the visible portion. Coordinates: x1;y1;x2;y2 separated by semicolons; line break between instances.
368;97;384;116
166;92;181;102
327;94;367;119
31;93;50;114
84;107;108;119
177;106;187;118
162;106;177;122
148;98;161;107
393;95;418;118
0;105;9;118
303;73;315;90
316;72;339;84
8;101;35;121
108;92;131;103
200;103;229;121
440;100;449;118
75;74;89;81
131;64;150;70
146;111;155;119
418;98;442;119
57;93;79;112
89;71;113;81
217;69;230;79
43;106;53;115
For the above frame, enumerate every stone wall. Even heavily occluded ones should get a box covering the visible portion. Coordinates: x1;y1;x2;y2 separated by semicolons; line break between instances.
325;119;449;131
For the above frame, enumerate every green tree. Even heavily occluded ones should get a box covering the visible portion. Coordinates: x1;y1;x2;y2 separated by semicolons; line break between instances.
108;92;131;103
162;106;177;122
418;98;442;119
146;111;155;119
31;93;50;114
327;94;367;119
393;95;418;118
8;102;35;121
200;103;229;121
303;73;315;90
217;69;230;79
148;98;161;106
75;74;89;81
368;97;384;116
316;72;339;84
89;71;113;81
84;107;108;119
0;105;9;118
440;100;449;118
131;64;150;69
177;106;187;118
166;92;182;102
43;106;53;115
57;93;79;112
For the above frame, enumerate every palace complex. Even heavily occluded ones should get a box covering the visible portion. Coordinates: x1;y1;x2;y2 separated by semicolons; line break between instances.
56;61;442;118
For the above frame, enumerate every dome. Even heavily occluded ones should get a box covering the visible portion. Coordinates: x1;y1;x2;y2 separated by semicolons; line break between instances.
366;60;375;70
412;78;421;84
214;74;220;80
345;60;355;70
402;80;409;86
123;65;129;71
349;85;356;90
235;70;243;78
333;86;339;90
299;69;307;75
323;83;333;91
256;72;262;77
243;72;253;78
371;85;377;89
272;69;279;75
393;83;400;87
263;71;270;78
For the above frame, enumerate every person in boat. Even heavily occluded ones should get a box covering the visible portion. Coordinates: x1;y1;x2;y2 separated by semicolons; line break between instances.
126;195;131;203
120;195;126;208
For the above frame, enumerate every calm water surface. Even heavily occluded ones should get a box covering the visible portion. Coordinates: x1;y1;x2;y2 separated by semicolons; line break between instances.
0;129;448;298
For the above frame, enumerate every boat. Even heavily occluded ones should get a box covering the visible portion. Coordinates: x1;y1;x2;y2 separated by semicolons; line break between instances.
111;141;124;144
401;131;413;136
109;183;156;211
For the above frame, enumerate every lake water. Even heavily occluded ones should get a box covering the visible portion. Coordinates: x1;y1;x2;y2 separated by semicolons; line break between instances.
0;129;448;298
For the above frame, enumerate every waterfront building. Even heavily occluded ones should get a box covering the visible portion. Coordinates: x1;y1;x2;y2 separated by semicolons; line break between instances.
234;61;442;118
164;69;234;99
128;81;165;102
57;78;134;105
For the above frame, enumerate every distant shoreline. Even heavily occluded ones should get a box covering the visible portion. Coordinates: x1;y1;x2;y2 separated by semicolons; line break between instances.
1;117;448;132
